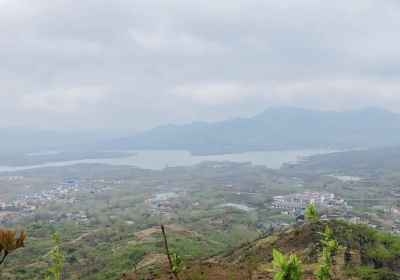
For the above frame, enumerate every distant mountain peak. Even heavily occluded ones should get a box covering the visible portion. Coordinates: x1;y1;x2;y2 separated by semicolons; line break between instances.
103;107;400;153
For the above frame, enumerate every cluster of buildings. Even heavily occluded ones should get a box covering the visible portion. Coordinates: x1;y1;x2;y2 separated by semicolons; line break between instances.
0;179;114;220
271;191;340;216
144;199;172;216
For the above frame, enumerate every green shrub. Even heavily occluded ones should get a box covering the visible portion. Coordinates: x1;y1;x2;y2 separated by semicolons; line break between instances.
343;266;394;280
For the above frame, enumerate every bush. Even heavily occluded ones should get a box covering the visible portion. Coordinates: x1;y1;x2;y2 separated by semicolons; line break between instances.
343;266;394;280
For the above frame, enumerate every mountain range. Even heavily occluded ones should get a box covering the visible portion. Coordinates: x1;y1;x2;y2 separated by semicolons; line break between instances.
0;127;139;151
99;107;400;154
2;107;400;153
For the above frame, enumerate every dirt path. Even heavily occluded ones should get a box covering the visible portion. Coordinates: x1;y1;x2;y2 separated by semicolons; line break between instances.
135;225;199;241
137;253;166;269
42;229;102;258
70;229;99;243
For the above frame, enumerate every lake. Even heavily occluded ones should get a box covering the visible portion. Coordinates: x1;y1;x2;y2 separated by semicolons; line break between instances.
0;149;339;173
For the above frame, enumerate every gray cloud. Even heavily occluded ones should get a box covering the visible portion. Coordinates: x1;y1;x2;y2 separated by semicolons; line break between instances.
1;0;400;130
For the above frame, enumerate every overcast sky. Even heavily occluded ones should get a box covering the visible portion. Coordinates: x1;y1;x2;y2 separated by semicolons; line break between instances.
1;0;400;130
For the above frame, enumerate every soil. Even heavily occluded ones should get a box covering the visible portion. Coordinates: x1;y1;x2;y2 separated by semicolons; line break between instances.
134;225;199;241
137;253;167;269
125;223;355;280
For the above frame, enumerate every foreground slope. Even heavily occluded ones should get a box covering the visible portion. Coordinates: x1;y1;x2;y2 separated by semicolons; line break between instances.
127;221;379;280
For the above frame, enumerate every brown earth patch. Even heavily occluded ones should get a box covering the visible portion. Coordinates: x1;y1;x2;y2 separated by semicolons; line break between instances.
135;225;199;241
137;253;167;269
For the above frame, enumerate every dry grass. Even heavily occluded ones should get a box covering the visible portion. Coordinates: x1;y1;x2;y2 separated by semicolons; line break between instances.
134;225;199;241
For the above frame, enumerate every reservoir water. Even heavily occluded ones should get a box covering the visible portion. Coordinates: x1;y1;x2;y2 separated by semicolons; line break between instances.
0;149;338;172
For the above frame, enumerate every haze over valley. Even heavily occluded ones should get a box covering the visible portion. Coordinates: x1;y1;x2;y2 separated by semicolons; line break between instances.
2;1;400;280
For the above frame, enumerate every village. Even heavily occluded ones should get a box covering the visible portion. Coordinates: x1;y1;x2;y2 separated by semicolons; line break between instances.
0;174;200;228
262;190;400;233
2;172;400;236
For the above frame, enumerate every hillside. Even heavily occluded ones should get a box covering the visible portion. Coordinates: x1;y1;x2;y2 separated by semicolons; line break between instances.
101;107;400;154
125;220;398;280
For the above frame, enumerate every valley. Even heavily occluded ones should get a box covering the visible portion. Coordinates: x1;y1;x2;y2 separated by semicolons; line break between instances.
1;146;400;279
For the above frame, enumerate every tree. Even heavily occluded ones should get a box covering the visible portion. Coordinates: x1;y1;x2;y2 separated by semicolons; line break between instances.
0;229;26;276
172;253;184;279
304;203;318;221
267;249;303;280
244;254;262;280
314;248;332;280
45;230;63;280
247;211;258;228
149;215;162;225
372;248;391;269
161;225;183;280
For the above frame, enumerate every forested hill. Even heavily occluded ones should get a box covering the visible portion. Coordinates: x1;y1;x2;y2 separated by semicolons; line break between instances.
101;107;400;153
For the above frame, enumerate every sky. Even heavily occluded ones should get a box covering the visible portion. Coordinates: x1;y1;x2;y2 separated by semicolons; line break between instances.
1;0;400;130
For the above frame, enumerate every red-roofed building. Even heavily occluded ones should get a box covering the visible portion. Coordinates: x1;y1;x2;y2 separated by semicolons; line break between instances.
152;209;157;212
371;213;378;218
159;206;166;210
144;200;150;203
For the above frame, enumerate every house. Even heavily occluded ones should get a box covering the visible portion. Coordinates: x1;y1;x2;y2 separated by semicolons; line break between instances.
349;217;361;224
126;221;135;226
297;219;305;225
258;221;273;229
273;196;284;202
281;209;293;215
79;219;91;224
